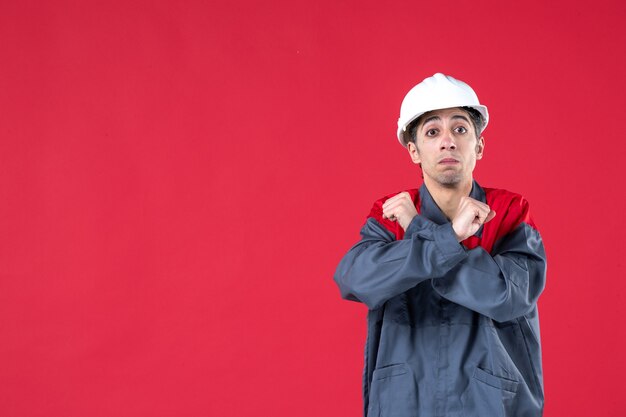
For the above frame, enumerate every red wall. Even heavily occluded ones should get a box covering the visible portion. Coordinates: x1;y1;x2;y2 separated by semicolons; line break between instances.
1;0;625;416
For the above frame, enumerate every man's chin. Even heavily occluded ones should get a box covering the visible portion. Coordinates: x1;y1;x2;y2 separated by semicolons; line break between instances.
435;174;463;187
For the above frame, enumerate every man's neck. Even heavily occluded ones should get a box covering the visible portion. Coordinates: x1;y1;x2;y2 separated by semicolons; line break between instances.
423;177;473;220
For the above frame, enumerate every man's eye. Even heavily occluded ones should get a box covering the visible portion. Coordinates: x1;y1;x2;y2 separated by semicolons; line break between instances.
455;126;467;134
426;129;438;136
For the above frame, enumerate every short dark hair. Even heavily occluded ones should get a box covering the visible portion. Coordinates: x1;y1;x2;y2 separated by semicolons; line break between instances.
406;106;485;145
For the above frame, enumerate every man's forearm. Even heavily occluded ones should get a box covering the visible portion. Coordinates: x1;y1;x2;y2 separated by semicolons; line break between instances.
334;216;467;310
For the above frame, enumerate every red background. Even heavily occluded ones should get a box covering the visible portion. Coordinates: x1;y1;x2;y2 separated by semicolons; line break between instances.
1;0;625;416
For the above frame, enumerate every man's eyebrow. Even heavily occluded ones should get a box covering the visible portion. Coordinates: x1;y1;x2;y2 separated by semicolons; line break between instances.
421;114;470;128
451;114;470;123
421;115;441;126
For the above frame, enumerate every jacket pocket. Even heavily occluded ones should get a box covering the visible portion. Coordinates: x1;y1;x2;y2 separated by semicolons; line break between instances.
367;364;417;417
461;367;518;417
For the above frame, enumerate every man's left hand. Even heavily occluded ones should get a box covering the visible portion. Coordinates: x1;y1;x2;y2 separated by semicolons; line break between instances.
382;192;418;231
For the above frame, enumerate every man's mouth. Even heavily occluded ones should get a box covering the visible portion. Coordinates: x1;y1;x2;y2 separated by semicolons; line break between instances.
438;158;459;164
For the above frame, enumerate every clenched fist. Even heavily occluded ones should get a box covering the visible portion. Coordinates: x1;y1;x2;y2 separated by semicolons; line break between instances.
382;192;418;231
452;196;496;242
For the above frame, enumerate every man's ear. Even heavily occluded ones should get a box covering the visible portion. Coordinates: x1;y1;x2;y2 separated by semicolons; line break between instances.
476;136;485;160
407;141;421;165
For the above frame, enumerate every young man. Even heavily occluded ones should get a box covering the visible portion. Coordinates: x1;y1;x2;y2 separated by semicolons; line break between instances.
334;73;546;417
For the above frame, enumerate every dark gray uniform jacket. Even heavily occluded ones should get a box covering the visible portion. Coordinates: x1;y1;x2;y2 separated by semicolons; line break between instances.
334;181;546;417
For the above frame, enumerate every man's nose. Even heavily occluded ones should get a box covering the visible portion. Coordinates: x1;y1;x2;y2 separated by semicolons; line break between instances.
440;131;457;150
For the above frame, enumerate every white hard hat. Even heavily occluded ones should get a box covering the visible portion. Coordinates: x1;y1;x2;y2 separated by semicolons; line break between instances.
397;73;489;146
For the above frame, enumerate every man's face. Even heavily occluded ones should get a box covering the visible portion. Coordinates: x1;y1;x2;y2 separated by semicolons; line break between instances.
407;107;484;187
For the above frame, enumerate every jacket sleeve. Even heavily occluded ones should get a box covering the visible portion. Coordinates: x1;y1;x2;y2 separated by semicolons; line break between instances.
333;214;469;310
431;221;547;323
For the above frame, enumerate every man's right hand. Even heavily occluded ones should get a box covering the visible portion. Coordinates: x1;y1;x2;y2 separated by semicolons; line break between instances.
452;196;496;242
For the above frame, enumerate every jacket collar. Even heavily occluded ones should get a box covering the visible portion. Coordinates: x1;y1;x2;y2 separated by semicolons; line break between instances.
419;180;486;238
